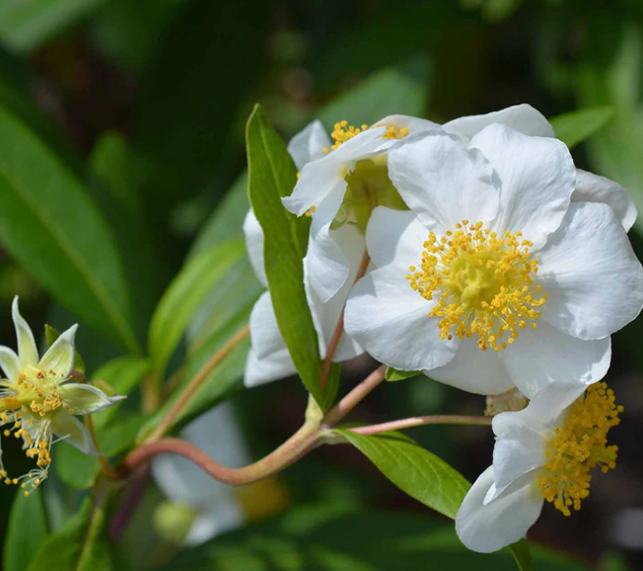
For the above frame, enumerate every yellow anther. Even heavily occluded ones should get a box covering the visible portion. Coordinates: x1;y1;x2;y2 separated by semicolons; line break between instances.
538;383;621;516
407;221;546;351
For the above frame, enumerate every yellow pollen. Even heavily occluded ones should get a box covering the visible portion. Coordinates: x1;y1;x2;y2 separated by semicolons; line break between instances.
538;382;622;516
407;221;546;351
325;121;409;153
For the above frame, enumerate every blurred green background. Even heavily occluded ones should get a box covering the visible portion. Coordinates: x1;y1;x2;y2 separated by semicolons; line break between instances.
0;0;642;570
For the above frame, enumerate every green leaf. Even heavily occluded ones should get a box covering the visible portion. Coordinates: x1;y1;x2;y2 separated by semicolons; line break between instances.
88;131;164;334
148;239;246;378
90;356;150;429
549;107;614;149
0;0;102;53
159;505;590;571
247;105;336;409
318;56;431;129
336;430;470;519
138;308;251;440
385;367;421;382
509;540;535;571
4;488;48;571
189;172;249;259
45;324;86;373
0;104;139;354
600;552;632;571
27;498;113;571
57;413;146;489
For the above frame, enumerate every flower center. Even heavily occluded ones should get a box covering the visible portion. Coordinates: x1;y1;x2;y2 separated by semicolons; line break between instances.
324;120;409;153
407;221;547;352
538;382;621;516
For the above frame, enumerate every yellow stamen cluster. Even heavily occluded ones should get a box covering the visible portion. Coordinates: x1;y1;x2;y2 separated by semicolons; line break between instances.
407;221;547;351
323;121;409;154
326;121;369;152
382;125;409;140
538;382;622;516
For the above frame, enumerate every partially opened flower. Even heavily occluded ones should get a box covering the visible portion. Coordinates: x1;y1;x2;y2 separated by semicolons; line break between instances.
0;297;124;493
345;126;643;397
244;121;363;387
152;404;288;545
456;381;622;552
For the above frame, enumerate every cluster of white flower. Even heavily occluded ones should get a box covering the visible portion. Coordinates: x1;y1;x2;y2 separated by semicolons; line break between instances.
244;104;643;551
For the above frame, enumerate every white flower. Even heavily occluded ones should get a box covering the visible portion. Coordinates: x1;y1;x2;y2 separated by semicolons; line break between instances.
456;381;622;552
152;403;287;545
344;125;643;397
0;297;124;493
244;121;363;387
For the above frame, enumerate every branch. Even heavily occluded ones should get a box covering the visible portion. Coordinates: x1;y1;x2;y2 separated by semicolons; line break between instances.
346;414;492;435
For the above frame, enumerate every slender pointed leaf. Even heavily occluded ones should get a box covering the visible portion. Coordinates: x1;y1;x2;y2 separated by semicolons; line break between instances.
550;107;614;149
4;488;48;571
337;430;470;519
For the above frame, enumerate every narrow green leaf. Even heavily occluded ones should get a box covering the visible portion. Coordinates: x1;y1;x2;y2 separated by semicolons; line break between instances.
90;356;150;429
549;107;614;149
138;308;251;440
148;239;246;378
0;104;139;354
246;105;331;408
4;488;48;571
189;172;249;259
509;539;535;571
0;0;102;53
45;324;86;373
385;367;421;382
88;131;164;334
337;430;470;519
27;498;113;571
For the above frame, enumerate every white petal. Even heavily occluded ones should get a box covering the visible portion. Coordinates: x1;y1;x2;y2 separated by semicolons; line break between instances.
345;264;458;371
491;422;545;499
538;202;643;340
573;170;636;232
282;127;386;216
0;346;20;379
249;292;286;361
470;124;575;249
57;383;125;414
51;410;95;455
373;114;441;135
243;209;267;288
428;338;515;396
38;324;78;382
501;321;611;399
444;104;555;141
456;466;543;553
287;120;331;170
304;183;351;302
243;347;295;388
184;501;244;545
305;222;365;360
387;130;499;232
11;297;38;367
366;207;429;269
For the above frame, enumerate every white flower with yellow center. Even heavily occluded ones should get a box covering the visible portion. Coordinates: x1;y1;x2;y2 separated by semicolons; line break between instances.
0;297;124;494
244;121;364;387
152;404;288;544
344;125;643;397
456;381;622;552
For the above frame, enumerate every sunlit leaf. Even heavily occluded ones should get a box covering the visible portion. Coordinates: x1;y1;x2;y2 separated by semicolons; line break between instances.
148;239;246;379
549;107;614;149
337;430;470;519
0;105;139;354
